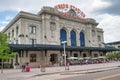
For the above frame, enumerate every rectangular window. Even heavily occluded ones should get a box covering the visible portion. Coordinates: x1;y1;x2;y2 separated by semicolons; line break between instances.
12;30;14;37
16;26;19;36
74;53;78;57
30;54;36;62
29;26;36;34
97;35;101;41
30;39;36;45
16;40;18;44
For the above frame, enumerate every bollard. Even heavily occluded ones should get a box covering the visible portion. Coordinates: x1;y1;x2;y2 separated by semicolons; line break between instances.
41;65;46;72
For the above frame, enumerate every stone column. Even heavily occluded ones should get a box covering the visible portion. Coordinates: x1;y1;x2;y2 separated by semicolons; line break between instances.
76;29;80;46
67;29;71;46
40;50;46;72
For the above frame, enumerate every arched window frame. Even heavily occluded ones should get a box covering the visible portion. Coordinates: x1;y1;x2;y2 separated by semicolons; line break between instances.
60;28;67;45
70;30;76;46
80;32;85;46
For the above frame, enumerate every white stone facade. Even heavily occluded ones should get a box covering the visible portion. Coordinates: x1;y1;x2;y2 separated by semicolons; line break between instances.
2;6;105;68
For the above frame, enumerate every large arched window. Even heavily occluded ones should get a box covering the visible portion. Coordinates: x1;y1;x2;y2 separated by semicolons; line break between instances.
70;30;76;46
60;29;67;44
80;32;85;46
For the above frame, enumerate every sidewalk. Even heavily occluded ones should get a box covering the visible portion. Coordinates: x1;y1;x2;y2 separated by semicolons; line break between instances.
0;62;120;80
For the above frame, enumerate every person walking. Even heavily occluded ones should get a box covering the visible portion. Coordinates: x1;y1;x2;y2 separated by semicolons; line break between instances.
21;63;26;72
66;60;69;70
25;62;30;72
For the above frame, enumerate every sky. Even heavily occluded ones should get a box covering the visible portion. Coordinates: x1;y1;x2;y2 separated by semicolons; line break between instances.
0;0;120;43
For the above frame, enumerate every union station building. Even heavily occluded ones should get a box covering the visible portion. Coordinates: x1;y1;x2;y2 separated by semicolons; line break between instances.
2;4;117;68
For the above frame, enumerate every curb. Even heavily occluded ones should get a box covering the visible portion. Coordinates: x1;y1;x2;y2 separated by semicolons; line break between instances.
61;67;120;75
33;66;119;76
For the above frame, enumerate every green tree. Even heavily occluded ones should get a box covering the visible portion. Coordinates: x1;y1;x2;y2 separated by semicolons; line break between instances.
106;51;120;59
115;51;120;59
0;32;16;73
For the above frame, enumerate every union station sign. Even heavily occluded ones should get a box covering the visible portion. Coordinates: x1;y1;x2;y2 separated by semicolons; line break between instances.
54;4;86;21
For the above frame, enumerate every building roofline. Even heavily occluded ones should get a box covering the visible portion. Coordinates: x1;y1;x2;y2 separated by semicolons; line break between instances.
96;28;104;33
2;6;99;33
106;41;120;45
38;6;98;25
2;11;41;33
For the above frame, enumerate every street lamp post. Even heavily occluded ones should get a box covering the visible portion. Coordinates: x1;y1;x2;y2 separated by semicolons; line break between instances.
61;41;67;70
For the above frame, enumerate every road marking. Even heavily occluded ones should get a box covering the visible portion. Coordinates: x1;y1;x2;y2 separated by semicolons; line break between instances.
95;73;120;80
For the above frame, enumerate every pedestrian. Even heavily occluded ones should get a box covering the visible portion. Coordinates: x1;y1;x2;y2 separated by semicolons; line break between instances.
66;60;69;70
21;63;26;72
25;62;30;72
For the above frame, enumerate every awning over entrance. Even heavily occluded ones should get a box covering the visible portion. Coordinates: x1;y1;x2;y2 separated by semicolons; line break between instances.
9;44;119;52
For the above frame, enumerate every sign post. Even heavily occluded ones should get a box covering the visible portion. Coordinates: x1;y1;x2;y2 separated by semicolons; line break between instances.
61;41;67;70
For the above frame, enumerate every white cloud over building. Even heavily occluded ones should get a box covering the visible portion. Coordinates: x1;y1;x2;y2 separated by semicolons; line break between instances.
0;0;120;42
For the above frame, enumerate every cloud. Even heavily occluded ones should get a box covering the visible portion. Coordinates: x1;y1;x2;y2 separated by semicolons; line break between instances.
0;0;78;13
78;0;111;18
0;21;9;32
90;0;111;12
0;21;9;25
0;0;48;13
97;14;120;42
95;0;120;15
5;16;13;20
0;0;101;14
0;26;5;31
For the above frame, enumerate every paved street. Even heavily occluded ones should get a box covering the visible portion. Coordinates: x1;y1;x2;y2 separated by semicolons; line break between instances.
0;62;120;80
57;68;120;80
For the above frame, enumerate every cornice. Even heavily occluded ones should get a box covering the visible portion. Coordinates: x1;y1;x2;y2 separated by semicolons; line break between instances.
39;6;98;25
2;6;99;33
2;11;41;33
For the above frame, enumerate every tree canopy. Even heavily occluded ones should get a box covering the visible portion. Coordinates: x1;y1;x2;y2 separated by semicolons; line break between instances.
0;32;16;59
0;32;16;73
106;51;120;59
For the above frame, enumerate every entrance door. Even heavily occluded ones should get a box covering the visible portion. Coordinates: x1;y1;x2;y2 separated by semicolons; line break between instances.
83;53;87;57
74;53;78;57
50;54;58;64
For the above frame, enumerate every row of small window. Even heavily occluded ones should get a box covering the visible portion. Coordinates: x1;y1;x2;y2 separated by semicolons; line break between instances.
29;23;56;34
97;35;101;41
8;25;36;38
8;26;19;37
10;39;36;44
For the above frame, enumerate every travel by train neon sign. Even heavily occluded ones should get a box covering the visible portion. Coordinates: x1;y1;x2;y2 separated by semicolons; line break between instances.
54;4;86;21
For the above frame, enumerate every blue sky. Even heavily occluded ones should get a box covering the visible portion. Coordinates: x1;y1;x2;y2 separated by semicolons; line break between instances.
0;11;17;27
0;0;120;43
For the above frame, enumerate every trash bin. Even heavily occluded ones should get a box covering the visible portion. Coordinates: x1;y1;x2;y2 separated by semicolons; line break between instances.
41;65;46;72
